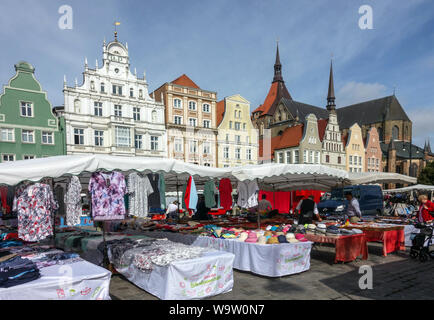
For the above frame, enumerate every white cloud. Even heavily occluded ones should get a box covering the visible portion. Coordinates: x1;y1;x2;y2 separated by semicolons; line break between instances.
336;81;388;107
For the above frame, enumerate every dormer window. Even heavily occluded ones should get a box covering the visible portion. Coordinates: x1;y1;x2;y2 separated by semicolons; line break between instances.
130;88;134;98
101;83;105;93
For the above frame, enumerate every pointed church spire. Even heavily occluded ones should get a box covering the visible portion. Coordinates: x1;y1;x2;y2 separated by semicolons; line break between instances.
327;60;336;113
273;41;283;83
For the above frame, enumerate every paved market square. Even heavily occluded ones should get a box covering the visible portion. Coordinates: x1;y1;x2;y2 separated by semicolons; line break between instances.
109;242;434;300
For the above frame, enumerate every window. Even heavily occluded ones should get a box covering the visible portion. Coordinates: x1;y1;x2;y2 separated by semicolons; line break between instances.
349;156;353;165
309;151;314;164
114;105;122;117
235;135;241;144
42;132;54;145
94;102;103;117
294;150;299;164
0;128;14;142
203;120;211;128
326;155;330;163
23;155;35;160
174;139;183;152
226;134;230;142
115;127;131;147
190;141;198;153
247;149;252;160
174;116;182;125
174;99;182;108
235;148;241;160
152;110;158;123
338;156;342;164
74;128;84;145
278;153;284;163
150;136;159;151
203;142;211;154
358;156;362;166
133;107;141;121
229;121;233;129
94;130;104;146
101;83;105;93
22;130;34;143
20;102;33;117
246;136;250;144
189;118;197;127
2;154;15;162
315;152;320;164
303;150;308;163
286;151;291;164
188;101;196;111
130;88;134;98
224;147;229;159
392;126;399;141
139;89;143;99
203;104;210;113
243;123;246;130
235;122;241;131
90;81;95;91
134;134;143;149
112;85;123;96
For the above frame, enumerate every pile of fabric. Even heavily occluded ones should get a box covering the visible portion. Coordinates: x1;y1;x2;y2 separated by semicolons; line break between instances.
0;255;40;288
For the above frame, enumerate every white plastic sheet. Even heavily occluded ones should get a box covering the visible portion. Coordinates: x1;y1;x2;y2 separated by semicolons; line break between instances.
115;250;234;300
349;172;417;185
0;261;111;300
192;237;312;277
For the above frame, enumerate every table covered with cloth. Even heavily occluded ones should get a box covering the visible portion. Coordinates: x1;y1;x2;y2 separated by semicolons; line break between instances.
138;230;311;277
110;244;234;300
304;233;368;263
0;260;111;300
344;225;405;256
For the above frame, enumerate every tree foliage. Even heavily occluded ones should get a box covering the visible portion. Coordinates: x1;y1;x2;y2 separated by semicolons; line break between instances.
418;161;434;185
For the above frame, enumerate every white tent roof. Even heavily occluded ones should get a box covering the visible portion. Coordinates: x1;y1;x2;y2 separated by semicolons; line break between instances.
383;184;434;193
0;155;349;192
348;172;417;185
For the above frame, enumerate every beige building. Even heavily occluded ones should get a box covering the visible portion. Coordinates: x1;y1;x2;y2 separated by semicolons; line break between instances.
365;127;382;173
344;123;365;173
216;94;258;167
153;74;217;166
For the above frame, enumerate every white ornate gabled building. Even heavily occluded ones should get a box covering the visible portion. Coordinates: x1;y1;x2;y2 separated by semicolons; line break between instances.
60;34;167;158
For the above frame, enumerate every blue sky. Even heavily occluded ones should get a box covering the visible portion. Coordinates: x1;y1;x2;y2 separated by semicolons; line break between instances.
1;0;434;146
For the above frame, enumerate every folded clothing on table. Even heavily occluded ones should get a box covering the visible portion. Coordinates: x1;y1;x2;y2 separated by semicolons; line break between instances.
0;256;40;288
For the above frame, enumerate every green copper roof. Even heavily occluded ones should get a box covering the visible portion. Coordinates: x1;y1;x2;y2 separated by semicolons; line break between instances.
14;61;35;73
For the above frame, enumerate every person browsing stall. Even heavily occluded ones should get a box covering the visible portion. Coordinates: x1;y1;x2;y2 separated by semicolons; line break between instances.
344;191;362;223
296;195;322;225
166;200;179;220
257;194;279;218
417;194;434;223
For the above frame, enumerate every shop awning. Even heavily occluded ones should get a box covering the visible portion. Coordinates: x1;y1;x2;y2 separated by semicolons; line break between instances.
383;184;434;193
348;172;417;185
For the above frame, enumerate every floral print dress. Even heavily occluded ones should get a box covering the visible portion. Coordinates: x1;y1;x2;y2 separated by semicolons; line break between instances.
64;176;82;226
16;183;58;242
88;172;127;221
128;173;153;218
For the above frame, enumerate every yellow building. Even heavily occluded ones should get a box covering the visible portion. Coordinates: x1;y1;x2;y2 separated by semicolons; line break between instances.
345;123;365;173
216;94;258;167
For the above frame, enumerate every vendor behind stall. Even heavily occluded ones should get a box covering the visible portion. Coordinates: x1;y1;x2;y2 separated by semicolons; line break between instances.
296;195;322;225
344;191;362;223
257;194;279;218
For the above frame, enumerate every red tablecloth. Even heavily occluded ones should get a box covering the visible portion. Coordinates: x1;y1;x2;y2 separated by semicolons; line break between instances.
363;229;405;256
304;233;368;263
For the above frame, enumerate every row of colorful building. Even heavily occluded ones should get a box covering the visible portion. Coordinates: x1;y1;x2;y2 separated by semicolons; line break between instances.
0;33;432;178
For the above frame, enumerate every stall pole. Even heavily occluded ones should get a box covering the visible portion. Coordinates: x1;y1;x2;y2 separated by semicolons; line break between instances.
257;178;261;230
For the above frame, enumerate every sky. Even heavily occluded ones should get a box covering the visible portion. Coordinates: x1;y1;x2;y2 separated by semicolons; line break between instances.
0;0;433;147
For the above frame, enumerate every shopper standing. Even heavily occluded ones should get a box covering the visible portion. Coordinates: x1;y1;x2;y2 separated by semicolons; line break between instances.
344;191;362;223
296;195;322;225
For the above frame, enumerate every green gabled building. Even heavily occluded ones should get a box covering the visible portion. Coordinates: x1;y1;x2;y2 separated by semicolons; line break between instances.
0;61;65;162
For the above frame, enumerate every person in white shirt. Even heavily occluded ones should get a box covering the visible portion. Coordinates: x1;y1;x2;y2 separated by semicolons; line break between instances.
166;201;179;220
296;195;322;225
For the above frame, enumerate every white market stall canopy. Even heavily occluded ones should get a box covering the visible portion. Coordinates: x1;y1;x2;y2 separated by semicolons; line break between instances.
383;184;434;193
230;163;349;191
0;155;350;192
348;172;417;185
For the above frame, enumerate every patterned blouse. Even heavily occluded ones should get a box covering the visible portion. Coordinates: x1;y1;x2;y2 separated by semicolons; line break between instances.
88;172;127;221
128;173;153;218
64;176;82;226
16;183;58;242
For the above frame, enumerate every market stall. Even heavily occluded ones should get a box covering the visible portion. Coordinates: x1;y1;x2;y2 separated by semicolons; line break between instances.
348;172;417;185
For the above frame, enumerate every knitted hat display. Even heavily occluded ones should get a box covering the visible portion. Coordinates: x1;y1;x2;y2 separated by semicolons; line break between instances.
286;233;296;241
245;231;258;243
277;235;289;243
295;234;308;242
257;235;267;245
264;231;273;237
238;232;249;242
267;236;280;244
276;232;285;236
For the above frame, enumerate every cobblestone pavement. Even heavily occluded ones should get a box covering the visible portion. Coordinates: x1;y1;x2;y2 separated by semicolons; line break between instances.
109;242;434;300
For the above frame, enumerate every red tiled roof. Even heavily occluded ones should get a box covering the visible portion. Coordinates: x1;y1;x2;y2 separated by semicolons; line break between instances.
171;74;200;89
317;119;328;141
216;100;225;127
253;81;291;116
259;124;304;160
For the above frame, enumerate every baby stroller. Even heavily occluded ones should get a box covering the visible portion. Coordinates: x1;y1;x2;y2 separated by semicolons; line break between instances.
410;223;434;262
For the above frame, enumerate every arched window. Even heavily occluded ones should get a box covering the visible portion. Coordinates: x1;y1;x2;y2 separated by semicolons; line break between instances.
410;163;418;177
392;126;399;141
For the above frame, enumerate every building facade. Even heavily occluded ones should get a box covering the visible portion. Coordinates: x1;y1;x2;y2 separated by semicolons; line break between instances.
216;94;258;167
365;127;382;173
60;36;167;157
345;123;365;173
153;74;217;167
0;62;65;162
